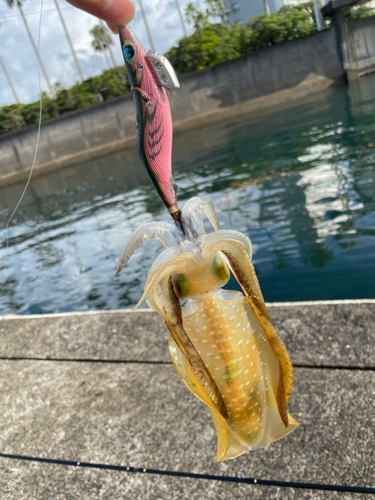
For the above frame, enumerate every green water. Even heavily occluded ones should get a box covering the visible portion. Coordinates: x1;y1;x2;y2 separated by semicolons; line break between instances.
1;76;375;314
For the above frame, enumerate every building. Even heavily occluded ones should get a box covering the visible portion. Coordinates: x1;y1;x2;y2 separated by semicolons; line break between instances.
223;0;329;25
223;0;285;25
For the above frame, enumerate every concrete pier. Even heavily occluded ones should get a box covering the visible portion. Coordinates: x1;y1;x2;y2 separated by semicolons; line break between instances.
0;300;374;498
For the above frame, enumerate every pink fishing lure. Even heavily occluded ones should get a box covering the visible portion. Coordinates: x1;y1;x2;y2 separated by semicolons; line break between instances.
119;26;180;216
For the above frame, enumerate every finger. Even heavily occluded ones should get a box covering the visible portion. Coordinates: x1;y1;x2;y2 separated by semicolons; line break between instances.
65;0;135;27
107;21;119;33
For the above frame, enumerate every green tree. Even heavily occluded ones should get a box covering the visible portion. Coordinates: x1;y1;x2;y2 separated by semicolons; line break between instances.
169;1;328;74
0;67;129;136
165;23;251;74
246;1;323;53
185;0;225;29
346;1;375;20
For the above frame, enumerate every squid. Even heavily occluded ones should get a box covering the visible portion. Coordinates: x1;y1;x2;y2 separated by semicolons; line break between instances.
117;26;299;461
117;197;299;461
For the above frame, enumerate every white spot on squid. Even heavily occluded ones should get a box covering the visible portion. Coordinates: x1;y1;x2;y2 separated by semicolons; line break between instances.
237;340;243;345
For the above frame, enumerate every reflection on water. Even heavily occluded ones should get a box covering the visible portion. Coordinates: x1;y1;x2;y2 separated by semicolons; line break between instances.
1;75;375;314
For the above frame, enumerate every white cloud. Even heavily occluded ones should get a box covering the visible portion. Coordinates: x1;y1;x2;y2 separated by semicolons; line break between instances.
0;0;196;105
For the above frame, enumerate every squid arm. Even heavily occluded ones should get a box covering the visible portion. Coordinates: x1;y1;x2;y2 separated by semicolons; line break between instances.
116;221;181;275
204;230;293;427
181;197;220;237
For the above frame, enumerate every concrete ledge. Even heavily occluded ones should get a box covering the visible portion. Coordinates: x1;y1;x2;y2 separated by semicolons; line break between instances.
0;300;373;498
1;300;374;367
0;363;373;498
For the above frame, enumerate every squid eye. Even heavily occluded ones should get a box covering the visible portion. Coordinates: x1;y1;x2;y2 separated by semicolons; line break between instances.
173;273;189;299
212;256;230;281
123;41;136;64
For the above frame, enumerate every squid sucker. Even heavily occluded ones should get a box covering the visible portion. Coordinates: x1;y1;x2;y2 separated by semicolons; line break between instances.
117;197;299;461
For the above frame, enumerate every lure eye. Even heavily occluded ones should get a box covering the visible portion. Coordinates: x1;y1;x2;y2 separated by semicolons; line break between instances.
123;41;136;64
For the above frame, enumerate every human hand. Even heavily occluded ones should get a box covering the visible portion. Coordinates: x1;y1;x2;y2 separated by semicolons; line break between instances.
65;0;135;33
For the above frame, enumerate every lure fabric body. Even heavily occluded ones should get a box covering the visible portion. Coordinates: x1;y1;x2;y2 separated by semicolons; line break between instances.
117;197;299;461
119;26;180;215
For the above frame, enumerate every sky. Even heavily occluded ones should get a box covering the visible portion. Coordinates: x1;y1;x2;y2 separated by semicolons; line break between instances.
0;0;196;106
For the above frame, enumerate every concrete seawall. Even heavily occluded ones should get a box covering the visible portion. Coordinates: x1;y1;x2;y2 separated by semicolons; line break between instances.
0;27;344;186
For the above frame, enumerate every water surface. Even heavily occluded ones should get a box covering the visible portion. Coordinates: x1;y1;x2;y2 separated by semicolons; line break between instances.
1;76;375;314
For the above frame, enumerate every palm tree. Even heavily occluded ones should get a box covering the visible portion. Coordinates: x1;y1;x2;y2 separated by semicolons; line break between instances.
5;0;53;95
53;0;84;80
138;0;155;51
98;19;116;67
0;22;19;103
90;24;113;69
175;0;187;37
0;52;19;103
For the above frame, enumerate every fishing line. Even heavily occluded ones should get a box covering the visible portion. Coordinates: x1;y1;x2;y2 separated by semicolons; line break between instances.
6;0;44;249
0;452;374;494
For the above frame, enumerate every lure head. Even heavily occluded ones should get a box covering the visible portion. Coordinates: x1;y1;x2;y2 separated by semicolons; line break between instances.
119;26;180;217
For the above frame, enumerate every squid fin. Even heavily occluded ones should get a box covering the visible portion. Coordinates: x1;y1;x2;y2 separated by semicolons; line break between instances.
222;250;292;427
204;230;293;428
